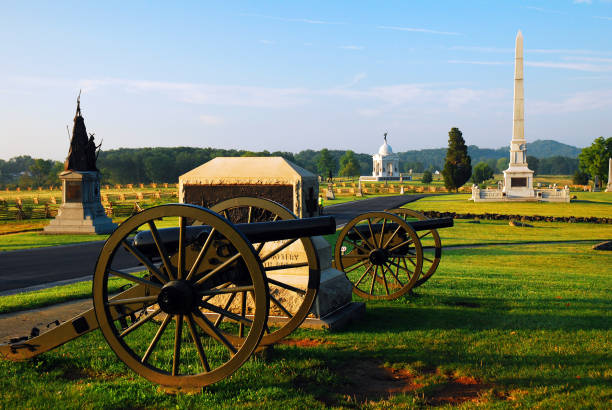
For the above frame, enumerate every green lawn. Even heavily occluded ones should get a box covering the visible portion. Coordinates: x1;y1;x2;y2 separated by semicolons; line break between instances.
409;192;612;219
1;242;610;408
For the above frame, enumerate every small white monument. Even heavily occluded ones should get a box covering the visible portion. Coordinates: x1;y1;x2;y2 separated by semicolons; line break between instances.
360;132;401;182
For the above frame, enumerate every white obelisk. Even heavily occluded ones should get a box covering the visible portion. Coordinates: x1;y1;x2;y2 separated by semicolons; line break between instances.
503;30;534;198
606;157;612;192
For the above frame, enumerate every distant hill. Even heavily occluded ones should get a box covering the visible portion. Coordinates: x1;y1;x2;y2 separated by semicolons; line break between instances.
397;139;581;171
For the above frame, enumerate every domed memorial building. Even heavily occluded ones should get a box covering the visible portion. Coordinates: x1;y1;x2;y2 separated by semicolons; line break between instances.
361;133;401;181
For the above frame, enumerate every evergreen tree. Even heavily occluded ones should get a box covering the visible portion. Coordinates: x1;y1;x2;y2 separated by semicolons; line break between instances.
472;162;494;184
316;148;337;178
422;170;433;184
338;150;361;177
526;155;539;175
442;127;472;192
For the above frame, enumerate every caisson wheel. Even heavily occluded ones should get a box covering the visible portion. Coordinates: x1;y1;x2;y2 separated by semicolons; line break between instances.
333;211;423;300
212;197;320;345
93;204;269;390
386;208;442;288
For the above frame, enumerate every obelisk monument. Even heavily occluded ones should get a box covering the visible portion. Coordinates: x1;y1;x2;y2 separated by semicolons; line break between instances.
503;30;534;198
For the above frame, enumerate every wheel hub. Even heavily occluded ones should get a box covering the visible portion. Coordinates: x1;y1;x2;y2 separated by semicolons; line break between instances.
368;248;388;265
157;280;198;315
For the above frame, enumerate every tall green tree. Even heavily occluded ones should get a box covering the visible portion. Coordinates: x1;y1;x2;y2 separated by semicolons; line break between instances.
472;162;494;184
422;170;433;184
496;157;509;173
442;127;472;192
338;150;361;177
316;148;337;178
579;137;612;183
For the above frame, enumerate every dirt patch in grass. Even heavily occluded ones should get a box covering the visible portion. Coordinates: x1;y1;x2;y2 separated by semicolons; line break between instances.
335;360;422;402
278;338;335;348
427;375;489;406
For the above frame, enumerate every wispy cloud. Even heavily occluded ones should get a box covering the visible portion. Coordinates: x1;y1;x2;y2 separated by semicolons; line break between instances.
338;73;367;88
339;45;364;50
449;46;512;53
199;114;223;125
241;13;343;25
526;61;612;72
378;25;461;36
531;89;612;115
448;60;509;66
564;56;612;63
594;15;612;20
523;6;566;14
573;0;592;4
259;39;275;45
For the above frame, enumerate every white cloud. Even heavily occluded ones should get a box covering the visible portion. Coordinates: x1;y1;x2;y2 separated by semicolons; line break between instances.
594;15;612;20
526;61;612;72
449;46;512;53
259;40;275;45
241;13;343;25
573;0;592;4
448;60;509;65
523;6;566;14
378;25;461;36
340;45;364;50
531;90;612;114
199;115;223;125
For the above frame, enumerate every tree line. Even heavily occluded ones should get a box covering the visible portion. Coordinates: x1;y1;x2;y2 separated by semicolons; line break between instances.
0;138;608;189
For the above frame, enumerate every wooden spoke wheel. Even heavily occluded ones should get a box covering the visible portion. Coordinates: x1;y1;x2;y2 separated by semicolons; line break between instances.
211;197;320;346
93;204;269;391
386;208;442;288
333;211;423;300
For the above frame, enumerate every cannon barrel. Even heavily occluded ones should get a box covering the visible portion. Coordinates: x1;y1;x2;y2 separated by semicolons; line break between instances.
346;217;453;241
132;216;336;256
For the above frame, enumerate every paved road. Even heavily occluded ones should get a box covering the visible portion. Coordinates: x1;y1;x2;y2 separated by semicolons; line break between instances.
0;194;426;293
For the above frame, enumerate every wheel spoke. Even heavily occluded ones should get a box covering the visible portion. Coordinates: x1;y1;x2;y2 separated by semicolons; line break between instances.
381;265;390;295
200;300;253;326
141;314;172;363
351;225;375;251
384;262;404;287
194;253;241;286
388;238;414;253
186;313;210;372
108;269;162;289
239;291;246;338
119;307;161;338
423;256;434;263
147;221;175;281
247;206;253;224
260;238;299;263
185;227;216;281
177;216;186;280
107;295;158;306
213;292;237;327
419;231;432;240
269;294;293;318
267;278;306;296
382;225;403;249
264;262;309;271
378;218;387;248
345;238;370;254
192;309;238;354
198;285;255;297
172;314;183;376
366;219;377;249
341;253;368;268
354;264;374;287
369;265;377;295
121;240;169;284
344;258;369;274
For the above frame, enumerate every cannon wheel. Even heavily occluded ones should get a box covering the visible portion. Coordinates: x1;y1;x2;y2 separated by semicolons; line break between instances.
386;208;442;288
333;211;423;300
212;197;320;346
93;204;269;391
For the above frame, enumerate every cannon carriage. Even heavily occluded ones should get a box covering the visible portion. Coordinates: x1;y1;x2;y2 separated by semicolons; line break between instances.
1;197;453;391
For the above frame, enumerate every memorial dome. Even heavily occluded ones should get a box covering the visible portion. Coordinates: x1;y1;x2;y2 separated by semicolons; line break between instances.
378;140;393;156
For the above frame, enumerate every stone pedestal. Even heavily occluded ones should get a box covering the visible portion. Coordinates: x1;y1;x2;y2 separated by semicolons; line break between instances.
502;164;534;198
325;185;335;200
43;171;117;234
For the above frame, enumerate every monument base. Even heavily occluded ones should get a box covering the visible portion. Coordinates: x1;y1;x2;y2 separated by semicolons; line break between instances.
43;171;117;235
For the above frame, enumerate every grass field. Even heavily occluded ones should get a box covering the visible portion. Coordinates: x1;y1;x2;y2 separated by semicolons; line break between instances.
0;241;610;408
409;192;611;219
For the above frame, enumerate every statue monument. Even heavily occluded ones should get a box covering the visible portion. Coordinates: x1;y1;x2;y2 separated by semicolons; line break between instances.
44;95;117;234
360;132;400;182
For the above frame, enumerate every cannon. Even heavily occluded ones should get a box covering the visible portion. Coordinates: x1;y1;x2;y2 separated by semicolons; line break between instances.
333;210;453;300
1;201;336;392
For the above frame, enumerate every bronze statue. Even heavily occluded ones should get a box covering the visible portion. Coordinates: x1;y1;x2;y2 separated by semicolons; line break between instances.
64;93;101;172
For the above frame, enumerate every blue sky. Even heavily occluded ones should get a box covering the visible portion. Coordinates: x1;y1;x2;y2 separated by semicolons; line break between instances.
1;0;611;160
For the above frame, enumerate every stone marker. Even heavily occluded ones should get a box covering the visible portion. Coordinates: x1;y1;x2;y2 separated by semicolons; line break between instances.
606;158;612;192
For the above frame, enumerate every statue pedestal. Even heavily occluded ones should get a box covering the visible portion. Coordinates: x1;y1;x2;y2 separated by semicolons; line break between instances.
43;171;117;234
